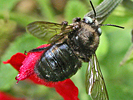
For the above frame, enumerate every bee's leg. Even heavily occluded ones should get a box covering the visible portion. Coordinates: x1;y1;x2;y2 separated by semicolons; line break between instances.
61;21;68;31
73;17;81;23
29;47;48;52
24;50;27;55
24;46;50;54
61;21;68;26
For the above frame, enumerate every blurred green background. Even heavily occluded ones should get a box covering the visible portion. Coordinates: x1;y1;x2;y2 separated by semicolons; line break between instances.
0;0;133;100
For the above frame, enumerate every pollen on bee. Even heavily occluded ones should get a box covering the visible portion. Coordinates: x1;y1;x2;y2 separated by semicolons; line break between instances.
51;46;58;53
46;74;50;77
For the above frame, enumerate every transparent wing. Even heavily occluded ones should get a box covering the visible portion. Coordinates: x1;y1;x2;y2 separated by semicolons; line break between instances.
26;21;73;42
86;54;109;100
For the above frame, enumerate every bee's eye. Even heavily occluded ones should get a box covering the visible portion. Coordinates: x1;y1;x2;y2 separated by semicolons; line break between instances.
97;27;102;36
83;17;93;24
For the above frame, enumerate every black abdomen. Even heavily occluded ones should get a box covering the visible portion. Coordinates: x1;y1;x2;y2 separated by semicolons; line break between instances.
35;43;81;82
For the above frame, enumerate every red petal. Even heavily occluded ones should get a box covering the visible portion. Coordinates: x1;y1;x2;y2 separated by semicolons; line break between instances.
15;52;41;81
55;79;79;100
28;74;79;100
27;73;57;87
3;44;79;99
0;91;25;100
3;53;26;71
3;44;50;82
16;44;50;82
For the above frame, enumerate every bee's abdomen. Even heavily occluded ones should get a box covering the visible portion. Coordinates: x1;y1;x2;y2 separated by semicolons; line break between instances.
35;43;81;82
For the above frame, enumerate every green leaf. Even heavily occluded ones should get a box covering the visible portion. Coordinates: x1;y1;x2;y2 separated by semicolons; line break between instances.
0;19;17;36
64;1;88;23
96;31;109;60
0;63;17;90
0;12;39;27
120;44;133;66
105;5;133;27
0;0;19;11
0;33;46;90
85;0;101;6
123;0;133;10
37;0;55;22
3;33;47;53
0;19;17;59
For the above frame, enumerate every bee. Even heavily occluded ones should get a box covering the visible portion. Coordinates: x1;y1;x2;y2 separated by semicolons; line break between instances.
26;0;124;100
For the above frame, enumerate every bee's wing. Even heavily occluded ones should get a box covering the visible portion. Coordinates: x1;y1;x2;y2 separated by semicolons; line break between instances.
86;54;109;100
26;21;73;42
48;25;74;43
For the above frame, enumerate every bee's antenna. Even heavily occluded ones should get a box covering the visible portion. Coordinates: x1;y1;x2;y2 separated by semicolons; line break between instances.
89;0;96;18
100;24;124;29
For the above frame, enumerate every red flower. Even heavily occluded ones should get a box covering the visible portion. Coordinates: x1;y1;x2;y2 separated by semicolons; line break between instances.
3;44;79;100
0;91;25;100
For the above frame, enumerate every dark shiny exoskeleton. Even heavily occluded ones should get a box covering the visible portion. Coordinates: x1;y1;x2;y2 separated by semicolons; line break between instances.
28;17;101;82
35;43;82;82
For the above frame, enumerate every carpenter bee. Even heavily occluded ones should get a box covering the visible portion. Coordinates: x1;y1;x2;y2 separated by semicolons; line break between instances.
26;0;124;100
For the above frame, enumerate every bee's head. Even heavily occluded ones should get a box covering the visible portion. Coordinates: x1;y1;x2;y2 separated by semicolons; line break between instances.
82;17;102;36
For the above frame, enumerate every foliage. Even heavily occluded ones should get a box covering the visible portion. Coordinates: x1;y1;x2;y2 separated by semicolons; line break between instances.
0;0;133;100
